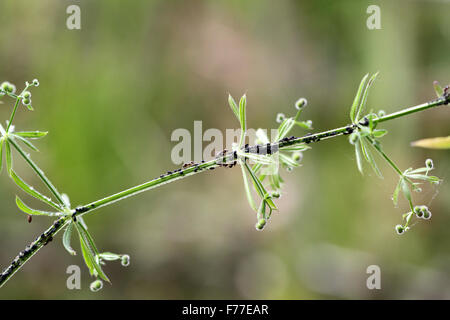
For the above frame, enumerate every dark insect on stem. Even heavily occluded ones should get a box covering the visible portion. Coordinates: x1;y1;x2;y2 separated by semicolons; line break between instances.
359;117;369;126
27;215;32;223
44;236;53;246
344;126;354;135
182;161;195;169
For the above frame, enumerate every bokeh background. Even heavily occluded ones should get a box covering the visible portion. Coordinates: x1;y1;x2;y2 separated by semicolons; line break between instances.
0;0;449;299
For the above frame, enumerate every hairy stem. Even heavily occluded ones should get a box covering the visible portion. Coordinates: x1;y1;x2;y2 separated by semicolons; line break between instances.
6;97;20;133
0;217;68;287
0;95;448;288
8;138;66;207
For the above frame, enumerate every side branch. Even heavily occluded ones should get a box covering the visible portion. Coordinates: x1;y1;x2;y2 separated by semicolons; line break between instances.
0;217;68;287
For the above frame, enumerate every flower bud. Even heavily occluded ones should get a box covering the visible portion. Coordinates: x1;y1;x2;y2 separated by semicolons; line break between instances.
1;81;15;93
8;84;16;94
295;98;307;110
395;224;405;235
378;110;386;117
22;98;31;106
422;207;432;220
22;91;31;99
121;254;130;267
90;279;103;292
255;219;266;231
292;152;302;162
425;158;434;170
32;79;39;86
1;82;9;92
276;113;286;123
414;206;423;218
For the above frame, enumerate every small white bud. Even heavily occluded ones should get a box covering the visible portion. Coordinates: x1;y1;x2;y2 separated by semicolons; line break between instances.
295;98;307;110
395;224;405;235
425;158;434;170
90;279;103;292
22;91;31;99
121;254;130;267
276;113;286;123
255;219;266;231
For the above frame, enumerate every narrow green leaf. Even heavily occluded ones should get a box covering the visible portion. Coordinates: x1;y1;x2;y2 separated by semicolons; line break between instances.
240;160;257;212
372;129;388;138
78;231;95;276
5;139;12;173
355;72;378;121
276;118;295;141
401;179;413;208
354;141;363;174
0;138;3;174
9;169;61;210
227;94;240;120
244;162;277;210
360;138;370;162
15;196;60;216
350;73;369;122
279;144;310;152
61;193;71;208
13;135;39;152
63;222;76;256
408;167;430;174
241;152;273;166
392;178;402;206
295;120;313;130
75;221;110;282
269;174;280;191
98;252;122;261
406;174;440;183
239;94;247;146
279;153;300;168
14;131;48;139
433;81;444;98
257;199;267;220
362;138;383;178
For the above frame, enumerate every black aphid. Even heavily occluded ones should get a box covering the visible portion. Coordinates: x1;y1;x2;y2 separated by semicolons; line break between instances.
266;143;272;155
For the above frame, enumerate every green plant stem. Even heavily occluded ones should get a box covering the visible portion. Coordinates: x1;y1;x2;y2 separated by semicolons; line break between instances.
375;96;447;123
0;217;68;288
8;138;66;207
367;136;403;176
6;97;20;133
1;95;448;288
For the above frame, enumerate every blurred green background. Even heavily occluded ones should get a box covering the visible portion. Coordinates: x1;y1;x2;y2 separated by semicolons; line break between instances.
0;0;449;299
